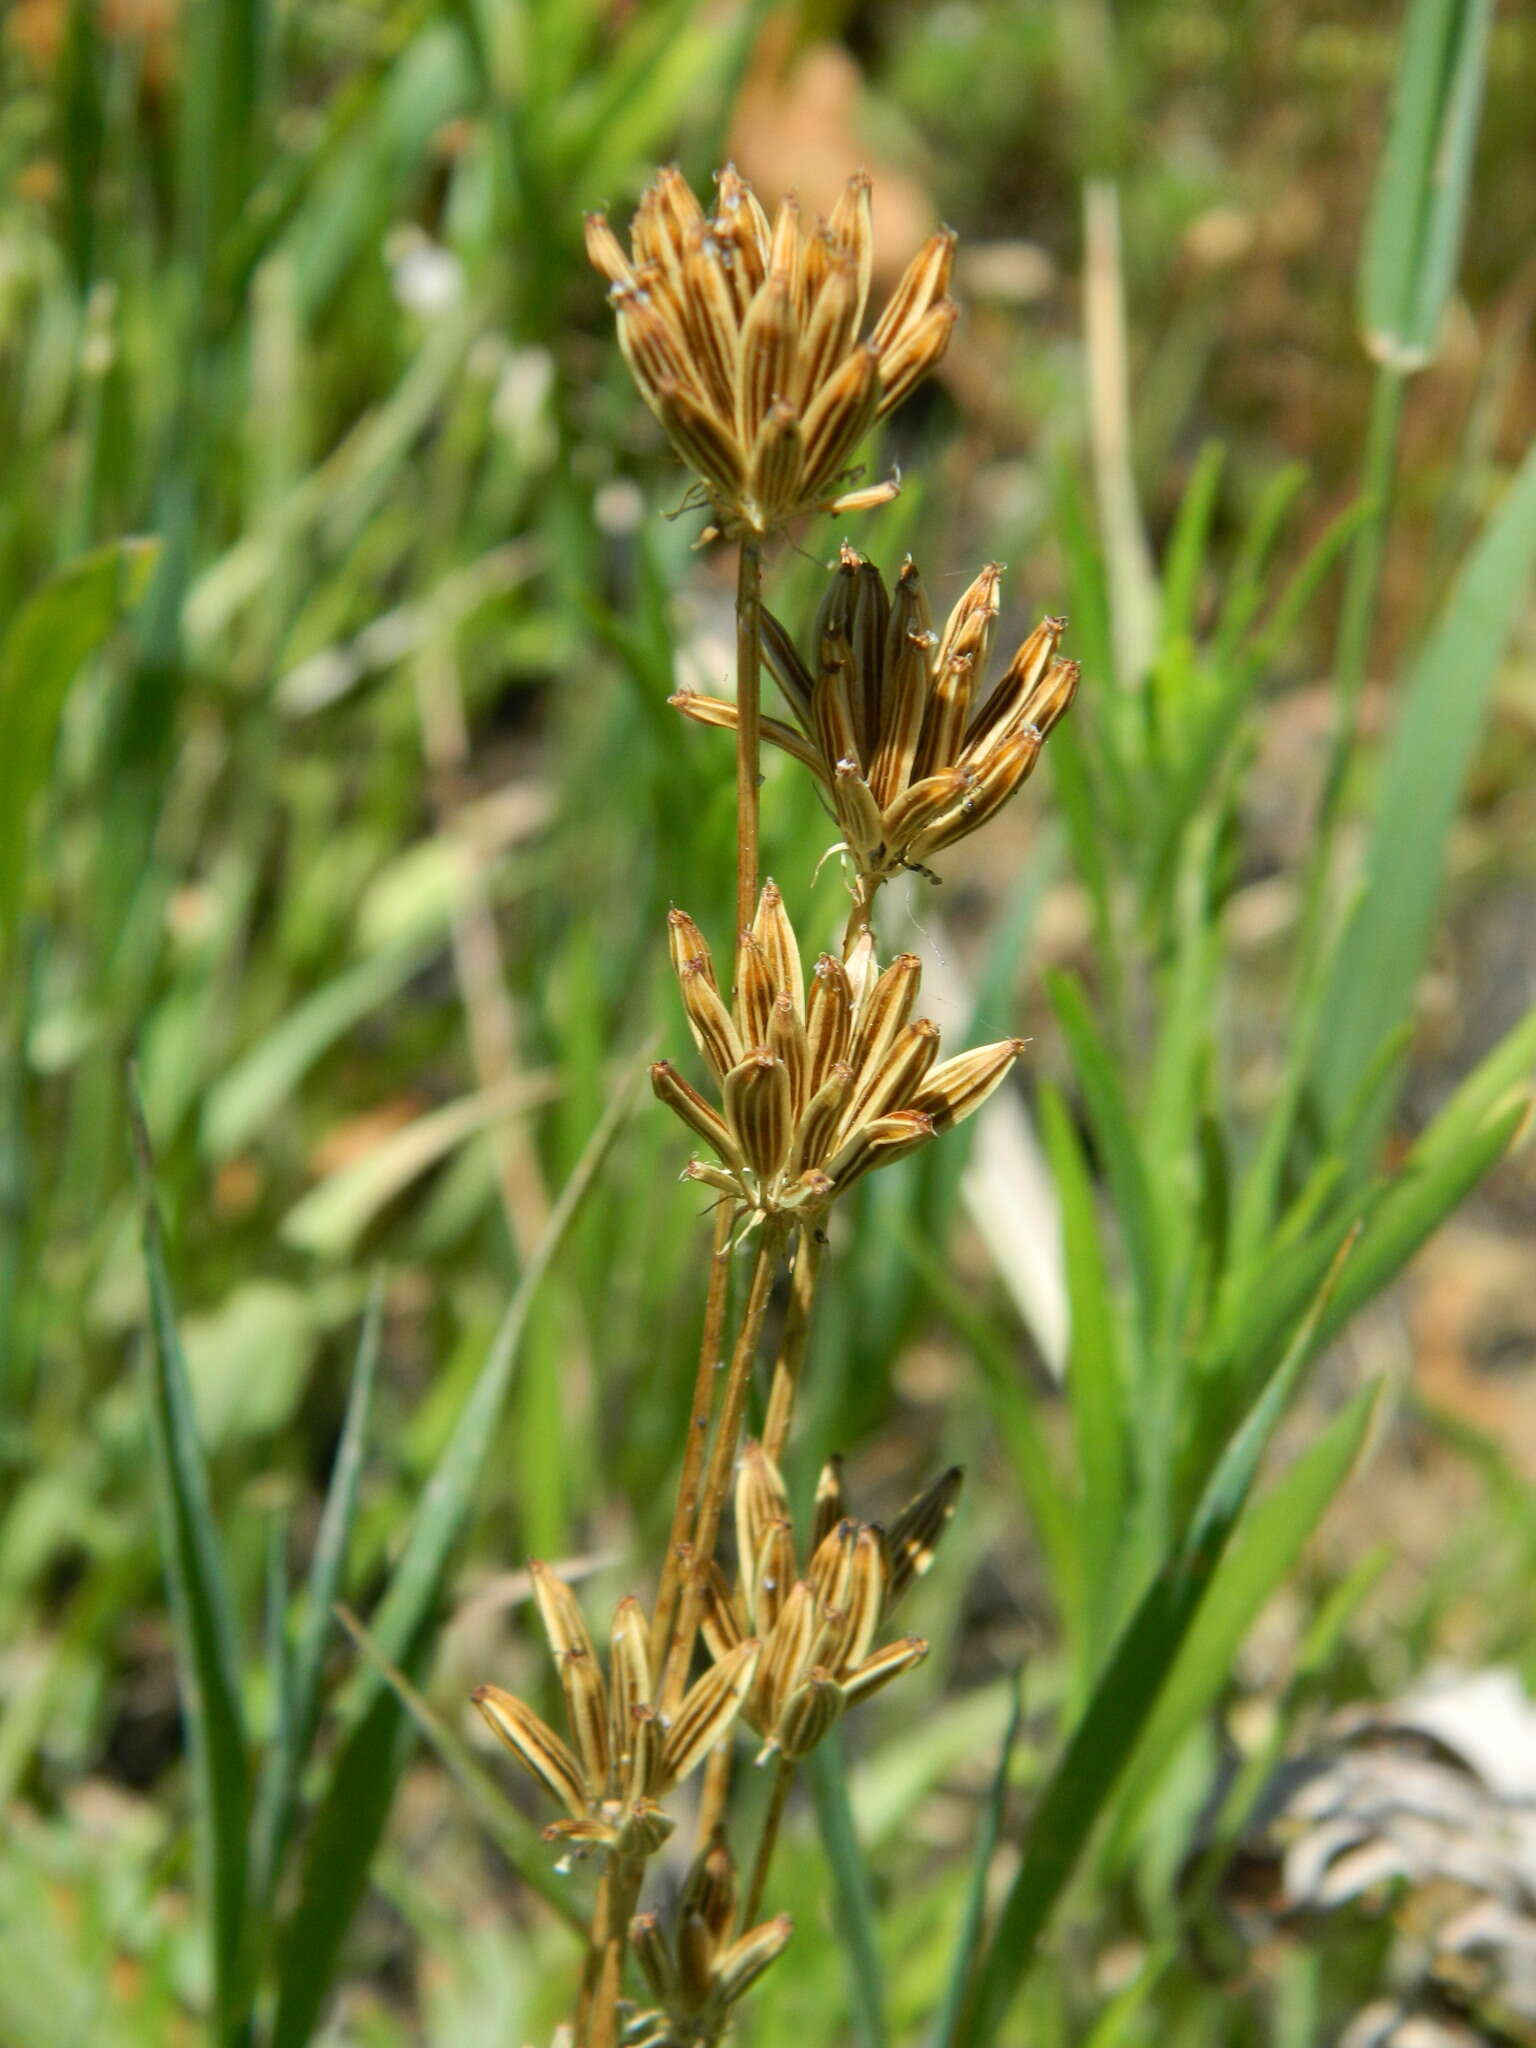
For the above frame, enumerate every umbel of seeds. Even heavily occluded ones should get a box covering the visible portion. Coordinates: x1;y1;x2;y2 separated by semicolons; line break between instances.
673;545;1080;885
652;882;1025;1230
586;164;957;539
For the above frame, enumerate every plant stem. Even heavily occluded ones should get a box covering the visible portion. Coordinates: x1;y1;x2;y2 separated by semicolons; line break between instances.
842;869;883;958
661;1222;784;1713
736;538;763;937
762;1226;823;1465
581;1851;645;2048
743;1754;796;1926
1319;362;1406;841
649;1203;734;1676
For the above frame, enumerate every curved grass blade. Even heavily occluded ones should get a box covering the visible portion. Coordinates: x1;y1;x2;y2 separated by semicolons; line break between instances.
250;1278;383;1918
965;1227;1359;2044
269;1059;644;2045
808;1732;887;2048
129;1076;250;2045
927;1673;1024;2048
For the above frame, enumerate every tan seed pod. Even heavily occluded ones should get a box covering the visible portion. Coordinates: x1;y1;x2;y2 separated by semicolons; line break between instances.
747;402;806;527
755;1579;817;1731
629;1911;677;2005
908;726;1042;862
472;1684;588;1822
677;1905;717;2011
736;1440;791;1613
870;227;957;356
772;1669;846;1761
807;1517;859;1613
885;1466;964;1606
680;1822;739;1946
804;954;853;1092
879;765;973;855
662;1638;761;1785
811;628;863;778
667;907;716;988
584;212;633;289
723;1049;793;1182
911;1038;1026;1132
824;1108;938;1190
713;1913;794;2007
752;1517;799;1636
840;1634;929;1708
733;929;777;1048
608;1594;654;1758
848;952;922;1077
963;615;1065;759
653;378;740;495
760;607;816;726
767;992;809;1118
791;1062;854;1174
700;1559;747;1662
825;168;874;328
869;608;936;806
875;297;959;419
1021;653;1081;735
651;1061;740;1164
623;1796;677;1859
751;879;804;1014
832;759;886;870
832;1523;888;1672
795;252;862;407
811;1455;846;1552
677;957;743;1079
625;1701;665;1803
669;688;828;781
838;1016;940;1136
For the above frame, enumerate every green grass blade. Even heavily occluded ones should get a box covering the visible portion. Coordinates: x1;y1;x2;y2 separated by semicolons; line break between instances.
1038;1085;1126;1667
249;1280;383;1918
361;1053;644;1684
1047;971;1161;1333
966;1230;1356;2043
1105;1383;1378;1860
808;1732;887;2048
269;1670;419;2048
1359;0;1494;369
1312;438;1536;1135
333;1605;584;1935
927;1674;1024;2048
0;541;159;970
129;1079;250;2045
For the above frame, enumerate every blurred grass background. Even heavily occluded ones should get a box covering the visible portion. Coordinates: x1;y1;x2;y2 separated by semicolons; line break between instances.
1;2;1534;2044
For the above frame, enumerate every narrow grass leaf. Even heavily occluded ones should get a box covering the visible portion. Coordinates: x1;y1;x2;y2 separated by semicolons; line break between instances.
0;540;158;966
1038;1085;1125;1664
1313;439;1536;1133
808;1732;887;2048
1358;0;1494;368
250;1280;383;1917
967;1230;1356;2042
333;1605;584;1934
1107;1383;1378;1859
1047;971;1161;1332
129;1081;250;2045
927;1673;1024;2048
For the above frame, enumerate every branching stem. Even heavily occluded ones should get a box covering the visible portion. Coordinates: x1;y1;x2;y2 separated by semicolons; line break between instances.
649;1203;734;1676
736;538;764;937
744;1754;796;1927
661;1222;785;1713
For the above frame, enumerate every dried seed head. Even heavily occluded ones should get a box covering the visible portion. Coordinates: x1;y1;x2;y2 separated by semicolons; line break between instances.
841;1634;930;1708
590;165;953;537
676;952;743;1080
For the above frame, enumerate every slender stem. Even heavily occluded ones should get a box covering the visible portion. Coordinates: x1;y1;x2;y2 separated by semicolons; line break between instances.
581;1852;645;2048
841;869;883;959
661;1223;784;1713
648;1204;734;1676
743;1754;796;1927
762;1226;824;1466
736;538;764;937
695;1737;734;1846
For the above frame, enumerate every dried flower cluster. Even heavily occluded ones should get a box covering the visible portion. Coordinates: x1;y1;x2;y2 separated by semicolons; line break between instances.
475;160;1074;2048
674;544;1080;883
474;1562;759;1864
702;1444;960;1763
584;165;956;539
652;882;1024;1230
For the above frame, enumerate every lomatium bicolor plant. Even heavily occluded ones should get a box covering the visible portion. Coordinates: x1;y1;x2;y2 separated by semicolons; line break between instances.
474;162;1076;2048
